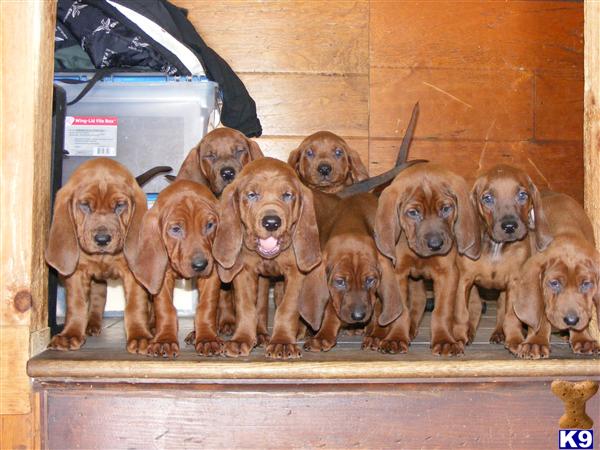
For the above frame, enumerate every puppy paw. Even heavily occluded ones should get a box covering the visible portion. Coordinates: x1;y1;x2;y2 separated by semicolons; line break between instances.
48;333;85;351
218;322;236;336
409;326;419;341
147;339;179;358
378;339;409;354
342;328;365;337
126;337;150;354
431;340;463;357
516;342;550;359
85;323;102;336
504;339;523;356
256;333;270;347
361;336;381;351
265;343;302;359
195;338;223;357
489;329;505;344
571;339;600;355
223;340;254;357
184;330;196;346
304;337;336;352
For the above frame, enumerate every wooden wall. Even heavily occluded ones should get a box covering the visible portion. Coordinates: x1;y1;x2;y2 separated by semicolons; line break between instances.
179;0;584;201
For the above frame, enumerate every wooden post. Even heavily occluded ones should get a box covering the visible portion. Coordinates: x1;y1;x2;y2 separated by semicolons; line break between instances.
584;0;600;342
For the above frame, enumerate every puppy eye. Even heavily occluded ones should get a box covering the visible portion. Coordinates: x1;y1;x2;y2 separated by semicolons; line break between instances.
548;279;562;293
78;202;92;214
517;190;529;204
580;280;594;293
365;276;377;288
282;192;294;202
235;147;247;157
203;153;216;160
406;208;421;220
168;224;184;238
440;204;453;218
334;147;344;159
333;278;346;289
247;191;259;201
114;201;127;215
481;193;494;206
306;148;314;158
205;220;216;234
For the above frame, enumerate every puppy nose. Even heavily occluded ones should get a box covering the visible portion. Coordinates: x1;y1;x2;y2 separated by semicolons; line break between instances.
220;167;236;183
425;233;444;251
501;220;519;234
94;233;112;246
191;256;208;272
351;308;367;322
262;215;281;231
563;314;580;326
318;163;332;177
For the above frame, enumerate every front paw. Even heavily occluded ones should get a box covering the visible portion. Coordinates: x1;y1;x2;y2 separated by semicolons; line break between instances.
516;342;550;359
86;322;102;336
361;336;381;351
256;333;270;347
195;337;223;356
147;339;179;358
184;330;196;346
431;339;463;356
126;336;150;354
571;339;600;354
223;340;254;357
304;337;336;352
48;333;86;351
265;343;302;359
504;338;523;356
378;339;409;354
489;329;505;344
218;321;236;336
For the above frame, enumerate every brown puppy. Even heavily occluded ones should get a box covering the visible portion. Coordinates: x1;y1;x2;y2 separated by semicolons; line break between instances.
46;158;151;353
288;131;368;194
453;165;552;355
213;158;321;359
300;192;403;352
125;180;222;357
373;163;481;356
513;192;600;357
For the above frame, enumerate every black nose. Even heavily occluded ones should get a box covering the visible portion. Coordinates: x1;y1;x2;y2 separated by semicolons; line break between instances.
351;309;366;322
220;167;236;182
563;314;580;326
262;215;281;231
318;163;332;177
426;233;444;251
94;233;112;246
191;257;208;272
501;220;519;234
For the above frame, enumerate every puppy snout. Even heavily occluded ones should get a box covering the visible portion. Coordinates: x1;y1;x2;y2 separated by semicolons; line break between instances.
563;313;580;327
220;166;236;183
261;214;282;231
94;232;112;247
501;219;519;235
191;255;209;273
425;233;444;251
350;307;367;322
318;163;332;177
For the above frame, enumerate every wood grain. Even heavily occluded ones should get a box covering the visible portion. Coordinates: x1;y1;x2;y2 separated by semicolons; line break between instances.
371;1;583;71
1;327;32;415
178;0;369;74
241;73;369;137
0;413;34;450
535;70;584;141
370;68;534;141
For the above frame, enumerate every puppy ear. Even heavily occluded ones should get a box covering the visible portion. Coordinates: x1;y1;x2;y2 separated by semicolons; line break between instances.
346;147;369;183
374;184;401;266
449;173;481;260
124;182;148;256
45;185;79;276
177;144;209;185
287;147;303;173
212;182;243;271
298;263;330;330
292;185;322;272
247;138;264;161
513;255;545;331
377;253;403;326
528;179;553;252
124;206;167;295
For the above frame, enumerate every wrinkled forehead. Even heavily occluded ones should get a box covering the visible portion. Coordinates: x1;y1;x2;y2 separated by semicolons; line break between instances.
202;133;247;154
241;172;298;193
74;180;130;202
404;180;454;206
301;134;346;152
545;254;597;278
162;195;216;220
485;173;529;196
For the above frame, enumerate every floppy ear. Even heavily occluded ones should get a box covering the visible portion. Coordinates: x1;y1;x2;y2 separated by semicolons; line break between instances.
374;184;401;266
449;173;481;260
45;185;79;276
246;138;264;161
292;185;322;272
346;147;369;183
513;255;545;331
376;253;403;326
124;206;168;295
297;263;330;330
528;179;553;252
124;182;147;256
212;182;243;272
176;144;209;185
287;147;303;173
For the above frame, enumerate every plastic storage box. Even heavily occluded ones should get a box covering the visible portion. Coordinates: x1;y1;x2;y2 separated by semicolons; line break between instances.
54;72;219;193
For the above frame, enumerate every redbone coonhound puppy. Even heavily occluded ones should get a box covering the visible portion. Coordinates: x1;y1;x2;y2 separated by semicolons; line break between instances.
373;163;481;356
213;158;321;359
453;165;553;355
513;192;600;357
300;192;403;352
46;158;152;353
125;180;222;357
288;131;369;194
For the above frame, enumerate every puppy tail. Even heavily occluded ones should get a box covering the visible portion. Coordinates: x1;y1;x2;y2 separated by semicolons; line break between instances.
135;166;173;187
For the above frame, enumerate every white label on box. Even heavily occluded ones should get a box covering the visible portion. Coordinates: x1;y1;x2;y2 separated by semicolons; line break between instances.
65;116;118;157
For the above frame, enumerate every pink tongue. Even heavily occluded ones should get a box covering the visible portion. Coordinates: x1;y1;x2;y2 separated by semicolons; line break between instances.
259;236;278;251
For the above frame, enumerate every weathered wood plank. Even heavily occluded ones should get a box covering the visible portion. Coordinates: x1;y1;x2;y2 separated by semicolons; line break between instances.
0;413;34;450
178;0;369;74
1;327;32;415
371;1;583;71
